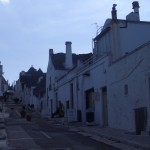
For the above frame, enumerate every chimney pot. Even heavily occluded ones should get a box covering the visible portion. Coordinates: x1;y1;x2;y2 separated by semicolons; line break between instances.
126;1;140;21
65;41;72;45
49;49;53;55
111;4;117;20
132;1;140;9
65;41;73;69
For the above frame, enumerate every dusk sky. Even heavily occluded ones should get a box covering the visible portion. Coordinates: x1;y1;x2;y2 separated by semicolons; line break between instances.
0;0;150;84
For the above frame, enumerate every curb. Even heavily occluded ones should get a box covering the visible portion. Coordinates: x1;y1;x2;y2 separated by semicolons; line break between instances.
76;127;150;150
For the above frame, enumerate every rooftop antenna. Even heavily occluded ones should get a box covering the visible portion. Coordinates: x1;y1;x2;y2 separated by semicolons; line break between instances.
93;22;99;36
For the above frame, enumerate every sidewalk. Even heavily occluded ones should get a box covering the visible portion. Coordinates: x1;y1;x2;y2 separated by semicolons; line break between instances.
50;118;150;150
74;125;150;150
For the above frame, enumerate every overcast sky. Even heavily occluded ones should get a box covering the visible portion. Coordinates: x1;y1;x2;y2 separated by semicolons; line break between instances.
0;0;150;84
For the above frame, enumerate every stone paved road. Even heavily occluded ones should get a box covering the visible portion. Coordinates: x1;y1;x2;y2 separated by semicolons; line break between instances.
4;99;120;150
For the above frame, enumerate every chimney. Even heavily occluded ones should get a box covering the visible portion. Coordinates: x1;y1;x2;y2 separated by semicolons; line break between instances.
111;4;117;20
132;1;140;13
126;1;140;21
49;49;53;55
65;41;73;69
49;49;53;59
132;1;140;20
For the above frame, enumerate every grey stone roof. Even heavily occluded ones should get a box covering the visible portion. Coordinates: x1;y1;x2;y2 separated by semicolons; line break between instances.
19;66;45;89
33;74;46;98
51;52;93;70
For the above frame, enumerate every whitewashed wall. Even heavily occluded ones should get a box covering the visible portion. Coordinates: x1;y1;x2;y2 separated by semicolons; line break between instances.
56;68;78;121
108;43;150;132
120;22;150;54
77;56;109;125
95;21;150;61
46;54;67;117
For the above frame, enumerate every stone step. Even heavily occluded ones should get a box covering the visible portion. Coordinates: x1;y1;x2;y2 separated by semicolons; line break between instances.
0;129;7;140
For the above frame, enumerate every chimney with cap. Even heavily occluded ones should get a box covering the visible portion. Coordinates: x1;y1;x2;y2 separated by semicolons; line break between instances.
49;49;53;56
132;1;140;20
65;41;73;69
111;4;117;20
126;1;140;21
48;49;53;62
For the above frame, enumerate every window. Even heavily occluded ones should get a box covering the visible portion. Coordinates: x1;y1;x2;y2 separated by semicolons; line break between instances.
66;100;69;109
49;77;51;90
70;83;74;108
148;78;150;100
47;88;49;106
124;84;128;95
85;88;94;109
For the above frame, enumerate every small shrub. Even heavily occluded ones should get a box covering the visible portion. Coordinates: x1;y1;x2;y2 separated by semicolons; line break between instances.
30;104;34;109
20;110;26;118
26;114;31;121
14;98;19;104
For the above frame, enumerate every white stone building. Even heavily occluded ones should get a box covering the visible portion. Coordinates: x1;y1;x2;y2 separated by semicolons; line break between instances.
45;1;150;135
15;67;46;111
0;62;8;96
45;42;92;118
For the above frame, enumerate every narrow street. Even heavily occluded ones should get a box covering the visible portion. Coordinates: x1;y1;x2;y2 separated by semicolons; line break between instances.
4;99;119;150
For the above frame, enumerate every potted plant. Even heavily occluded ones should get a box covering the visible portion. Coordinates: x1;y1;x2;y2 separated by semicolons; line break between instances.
20;110;26;118
26;114;32;121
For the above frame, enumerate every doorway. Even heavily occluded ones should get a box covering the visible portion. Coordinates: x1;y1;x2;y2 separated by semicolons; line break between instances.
50;99;53;117
135;107;147;135
101;86;108;127
85;88;94;122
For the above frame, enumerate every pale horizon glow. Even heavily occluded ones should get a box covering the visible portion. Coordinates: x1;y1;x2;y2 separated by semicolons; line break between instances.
0;0;10;4
0;0;150;84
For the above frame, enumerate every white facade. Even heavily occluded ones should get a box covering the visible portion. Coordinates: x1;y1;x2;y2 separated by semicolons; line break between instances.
0;63;8;96
45;1;150;134
76;56;109;125
46;49;67;117
108;42;150;132
94;20;150;61
15;68;46;112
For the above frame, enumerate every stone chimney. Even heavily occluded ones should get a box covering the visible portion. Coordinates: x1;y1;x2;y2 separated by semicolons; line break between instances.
132;1;140;20
65;41;73;69
49;49;53;60
49;49;53;56
126;1;140;21
111;4;117;20
132;1;140;13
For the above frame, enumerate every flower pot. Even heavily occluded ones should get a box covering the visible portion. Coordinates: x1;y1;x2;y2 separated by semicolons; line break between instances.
20;110;26;118
26;114;31;121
